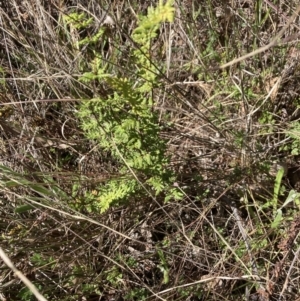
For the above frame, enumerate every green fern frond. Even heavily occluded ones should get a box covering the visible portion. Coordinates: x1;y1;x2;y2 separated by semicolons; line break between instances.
133;0;174;46
98;179;138;212
77;1;180;212
63;12;93;29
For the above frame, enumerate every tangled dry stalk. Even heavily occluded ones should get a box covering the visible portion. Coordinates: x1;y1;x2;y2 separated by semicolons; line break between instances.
1;1;300;301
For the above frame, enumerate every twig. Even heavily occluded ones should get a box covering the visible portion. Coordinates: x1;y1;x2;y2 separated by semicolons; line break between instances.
220;4;300;69
0;247;48;301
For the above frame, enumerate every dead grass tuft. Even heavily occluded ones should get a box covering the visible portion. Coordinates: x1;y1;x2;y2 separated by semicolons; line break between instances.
1;1;300;300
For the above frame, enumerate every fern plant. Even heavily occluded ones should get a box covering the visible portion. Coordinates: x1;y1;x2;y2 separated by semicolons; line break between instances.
76;0;182;212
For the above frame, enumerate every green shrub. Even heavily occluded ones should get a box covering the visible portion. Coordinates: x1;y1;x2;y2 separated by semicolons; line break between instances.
76;0;182;212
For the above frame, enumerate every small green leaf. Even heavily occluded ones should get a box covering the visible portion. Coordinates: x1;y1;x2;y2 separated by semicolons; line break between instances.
271;209;282;229
274;167;284;198
30;184;53;196
280;190;300;209
15;204;35;213
272;167;285;216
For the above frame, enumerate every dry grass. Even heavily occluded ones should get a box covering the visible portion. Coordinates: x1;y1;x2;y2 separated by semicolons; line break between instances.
1;1;300;300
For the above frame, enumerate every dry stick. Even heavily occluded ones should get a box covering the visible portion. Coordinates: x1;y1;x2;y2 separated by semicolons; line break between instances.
0;189;167;301
156;275;264;297
264;0;300;31
220;4;300;69
0;98;81;107
279;236;300;300
0;247;48;301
